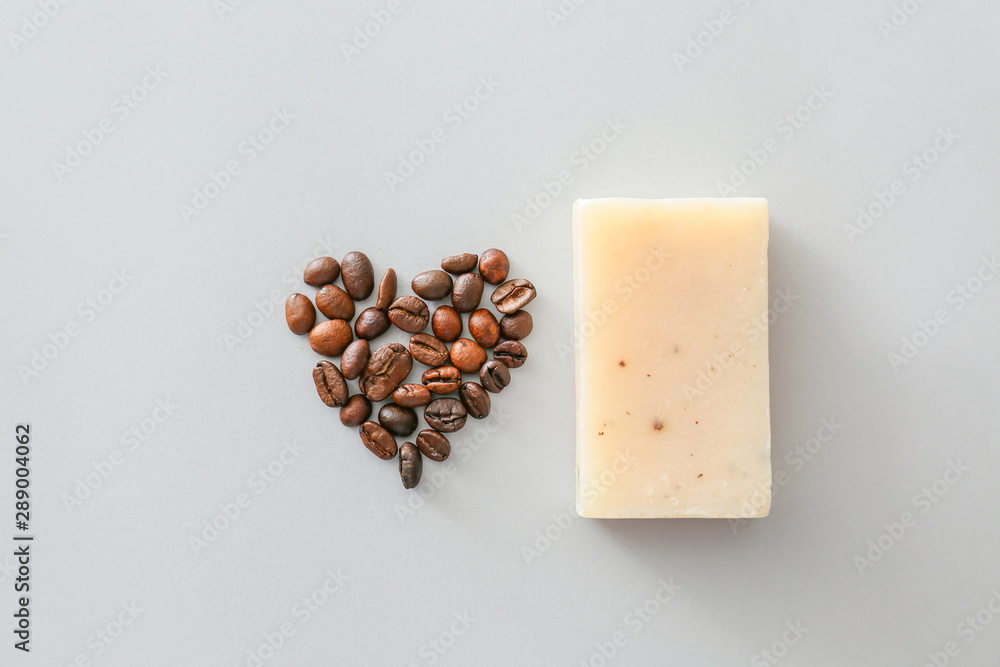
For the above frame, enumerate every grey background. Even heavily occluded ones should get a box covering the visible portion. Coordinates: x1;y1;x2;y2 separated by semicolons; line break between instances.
2;1;999;665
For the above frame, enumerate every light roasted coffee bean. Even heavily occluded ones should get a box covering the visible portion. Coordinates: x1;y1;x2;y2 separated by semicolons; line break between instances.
313;361;348;407
286;293;316;334
340;339;370;380
422;366;462;394
415;429;451;461
355;307;390;340
499;310;532;340
493;340;527;368
303;256;340;286
379;403;418;437
450;338;487;373
360;343;412;401
388;296;430;333
479;359;510;393
432;306;463;342
424;398;467;433
341;251;374;300
468;309;500;347
392;383;432;408
340;395;372;427
409;333;449;366
478;248;509;285
412;270;453;300
441;253;478;274
399;442;422;489
315;284;355;321
459;382;491;419
451;273;484;313
491;278;536;314
360;421;397;459
309;319;353;356
375;268;397;310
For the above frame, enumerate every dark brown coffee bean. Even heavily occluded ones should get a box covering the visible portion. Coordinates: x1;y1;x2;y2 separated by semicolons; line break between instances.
309;319;353;356
315;284;355;321
479;359;510;393
449;338;487;373
285;293;316;334
355;307;390;340
499;310;532;340
360;421;397;460
494;340;527;368
399;442;422;489
424;398;467;433
468;309;500;347
341;251;374;300
392;383;432;408
415;429;450;461
441;253;478;274
340;395;372;427
360;343;412;401
451;273;484;313
491;278;536;314
422;366;462;394
303;257;340;287
375;268;397;310
459;382;491;419
340;339;370;380
379;403;418;437
478;248;510;285
388;296;429;333
411;270;453;300
313;361;348;407
432;306;463;342
409;333;449;367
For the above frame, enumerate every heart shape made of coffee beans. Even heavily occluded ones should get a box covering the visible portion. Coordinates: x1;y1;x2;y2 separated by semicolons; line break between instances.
286;249;534;489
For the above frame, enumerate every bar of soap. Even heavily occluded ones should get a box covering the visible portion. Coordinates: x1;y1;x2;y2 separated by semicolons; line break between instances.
573;198;771;519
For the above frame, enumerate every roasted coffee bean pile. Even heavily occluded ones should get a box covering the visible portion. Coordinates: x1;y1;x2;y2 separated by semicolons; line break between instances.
286;249;534;489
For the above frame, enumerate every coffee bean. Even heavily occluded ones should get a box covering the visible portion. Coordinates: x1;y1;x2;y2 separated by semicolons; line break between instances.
409;333;449;367
441;253;478;274
313;361;348;407
340;339;370;380
340;394;372;427
355;307;390;340
432;306;463;342
399;442;422;489
341;251;374;300
378;403;418;437
360;421;398;460
309;319;353;356
493;340;527;368
478;248;510;285
459;382;491;419
315;284;355;321
415;429;450;461
285;293;316;334
411;270;453;300
388;296;430;333
422;366;462;394
499;310;532;340
452;273;484;312
360;343;412;401
424;398;467;433
468;309;500;348
392;383;432;408
479;359;510;393
491;278;536;314
303;256;340;287
450;338;487;373
375;268;397;310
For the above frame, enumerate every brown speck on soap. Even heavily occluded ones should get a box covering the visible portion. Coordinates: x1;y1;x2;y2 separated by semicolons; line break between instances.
695;421;699;425
698;473;703;478
653;420;664;431
674;345;679;353
619;360;625;367
598;431;604;436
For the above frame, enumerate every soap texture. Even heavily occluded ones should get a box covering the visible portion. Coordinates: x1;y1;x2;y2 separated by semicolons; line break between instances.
573;198;771;519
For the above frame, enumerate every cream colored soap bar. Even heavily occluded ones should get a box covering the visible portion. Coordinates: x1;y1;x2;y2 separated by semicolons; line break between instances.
573;198;771;519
